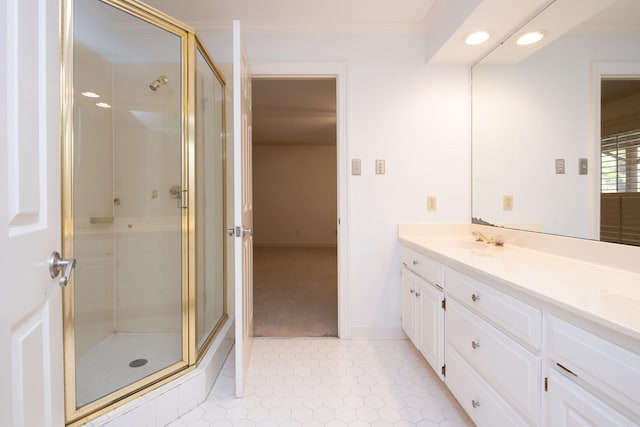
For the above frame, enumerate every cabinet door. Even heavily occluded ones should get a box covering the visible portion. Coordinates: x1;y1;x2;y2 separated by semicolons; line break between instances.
416;279;444;380
401;268;416;342
548;369;636;427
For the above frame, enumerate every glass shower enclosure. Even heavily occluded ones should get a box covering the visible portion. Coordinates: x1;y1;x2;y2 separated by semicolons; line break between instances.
61;0;227;424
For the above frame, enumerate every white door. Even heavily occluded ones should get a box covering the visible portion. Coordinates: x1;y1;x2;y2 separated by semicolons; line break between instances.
232;20;254;398
0;0;65;426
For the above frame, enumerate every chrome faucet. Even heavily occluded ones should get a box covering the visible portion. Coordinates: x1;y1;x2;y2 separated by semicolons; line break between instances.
473;231;494;245
472;231;505;246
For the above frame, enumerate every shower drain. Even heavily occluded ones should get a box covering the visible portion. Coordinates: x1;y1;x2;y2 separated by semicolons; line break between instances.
129;358;148;368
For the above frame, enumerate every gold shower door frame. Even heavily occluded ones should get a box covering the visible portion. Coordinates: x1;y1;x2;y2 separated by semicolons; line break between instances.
60;0;227;425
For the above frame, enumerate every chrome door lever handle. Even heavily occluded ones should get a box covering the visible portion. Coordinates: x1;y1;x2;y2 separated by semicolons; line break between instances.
49;251;76;287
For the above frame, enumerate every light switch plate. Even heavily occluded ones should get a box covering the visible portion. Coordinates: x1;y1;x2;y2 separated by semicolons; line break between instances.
555;159;565;174
503;195;513;211
427;196;437;211
579;158;588;175
376;159;385;175
351;158;361;176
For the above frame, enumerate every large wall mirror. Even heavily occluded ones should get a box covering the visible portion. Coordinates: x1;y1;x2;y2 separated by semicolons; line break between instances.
472;0;640;245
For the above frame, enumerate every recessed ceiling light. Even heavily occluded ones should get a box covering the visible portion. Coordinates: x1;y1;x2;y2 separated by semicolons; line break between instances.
516;31;545;46
465;31;491;46
81;91;100;98
96;102;111;108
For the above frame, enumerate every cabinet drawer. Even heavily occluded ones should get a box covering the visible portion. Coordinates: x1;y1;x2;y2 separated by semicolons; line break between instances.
446;267;541;350
546;315;640;417
401;246;443;286
445;343;529;427
447;299;541;425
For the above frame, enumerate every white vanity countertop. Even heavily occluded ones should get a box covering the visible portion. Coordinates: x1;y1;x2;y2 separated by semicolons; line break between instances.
399;229;640;343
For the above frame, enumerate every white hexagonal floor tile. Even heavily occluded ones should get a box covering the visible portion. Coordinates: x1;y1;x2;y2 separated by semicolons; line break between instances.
173;339;471;426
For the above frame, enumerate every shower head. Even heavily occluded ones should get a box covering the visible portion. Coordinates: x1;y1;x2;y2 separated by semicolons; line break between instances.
149;75;168;91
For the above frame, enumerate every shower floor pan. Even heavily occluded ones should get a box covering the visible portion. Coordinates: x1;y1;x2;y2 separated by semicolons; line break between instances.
75;332;181;407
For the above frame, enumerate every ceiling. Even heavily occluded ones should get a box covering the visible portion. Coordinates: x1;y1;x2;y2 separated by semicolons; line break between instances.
135;0;640;146
142;0;441;34
136;0;549;147
252;79;337;146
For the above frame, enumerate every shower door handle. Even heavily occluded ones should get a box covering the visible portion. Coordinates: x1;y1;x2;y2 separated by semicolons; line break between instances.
49;251;76;287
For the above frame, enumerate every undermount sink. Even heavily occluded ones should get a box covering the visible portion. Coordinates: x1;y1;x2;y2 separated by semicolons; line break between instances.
454;239;490;250
425;237;490;250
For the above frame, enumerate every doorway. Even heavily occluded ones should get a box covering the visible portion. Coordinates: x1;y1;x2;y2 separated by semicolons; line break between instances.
251;78;338;337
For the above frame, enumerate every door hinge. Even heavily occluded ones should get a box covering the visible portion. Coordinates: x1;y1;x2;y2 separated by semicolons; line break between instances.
180;189;188;208
544;377;548;392
441;298;446;310
441;365;446;376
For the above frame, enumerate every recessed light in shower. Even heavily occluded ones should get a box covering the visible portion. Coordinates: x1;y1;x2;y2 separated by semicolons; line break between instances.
96;102;111;108
81;91;100;98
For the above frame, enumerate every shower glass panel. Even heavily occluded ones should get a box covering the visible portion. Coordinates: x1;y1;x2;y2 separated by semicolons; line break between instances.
195;44;227;351
71;0;184;409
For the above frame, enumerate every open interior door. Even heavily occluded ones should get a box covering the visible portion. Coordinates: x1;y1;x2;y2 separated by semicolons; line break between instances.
0;1;65;425
232;20;254;398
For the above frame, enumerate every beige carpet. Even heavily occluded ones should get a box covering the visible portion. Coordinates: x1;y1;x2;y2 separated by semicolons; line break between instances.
253;246;338;337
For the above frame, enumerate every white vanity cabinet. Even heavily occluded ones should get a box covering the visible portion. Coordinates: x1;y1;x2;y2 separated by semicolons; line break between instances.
399;232;640;427
445;267;542;426
401;247;445;380
545;315;640;426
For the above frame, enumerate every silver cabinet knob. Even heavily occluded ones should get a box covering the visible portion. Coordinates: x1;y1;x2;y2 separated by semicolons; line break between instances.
415;291;421;297
49;251;76;287
472;400;480;408
471;293;480;302
471;341;480;350
242;227;253;237
412;260;418;265
410;289;415;294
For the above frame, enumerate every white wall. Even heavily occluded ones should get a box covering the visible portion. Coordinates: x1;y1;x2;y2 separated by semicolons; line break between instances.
73;44;116;356
74;27;186;351
473;32;640;239
200;30;471;338
253;144;337;247
112;63;183;334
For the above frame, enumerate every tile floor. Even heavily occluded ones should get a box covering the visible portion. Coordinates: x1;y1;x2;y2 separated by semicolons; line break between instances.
168;338;474;426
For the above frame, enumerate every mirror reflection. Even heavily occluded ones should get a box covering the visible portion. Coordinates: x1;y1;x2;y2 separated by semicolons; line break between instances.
472;0;640;244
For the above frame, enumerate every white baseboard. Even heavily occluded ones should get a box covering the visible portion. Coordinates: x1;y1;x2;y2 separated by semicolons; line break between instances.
254;242;338;248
